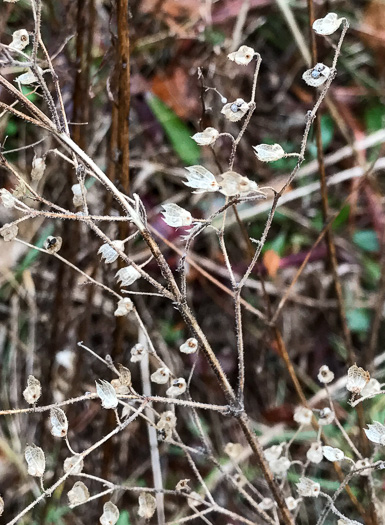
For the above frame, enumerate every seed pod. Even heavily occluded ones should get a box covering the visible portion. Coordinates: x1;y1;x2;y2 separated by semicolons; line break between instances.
253;143;285;162
161;203;192;228
191;128;219;146
346;364;370;394
323;446;344;462
23;375;41;404
166;378;186;397
151;367;170;385
64;456;84;475
224;442;244;460
302;63;330;87
25;444;45;477
115;266;141;286
10;29;29;51
1;223;18;242
31;156;46;181
227;45;256;65
100;501;120;525
67;481;90;506
50;407;68;437
98;241;125;264
138;492;156;519
296;477;320;497
130;343;146;363
96;380;119;409
44;236;62;254
114;298;134;317
184;165;219;193
179;338;198;354
221;98;249;122
313;13;343;35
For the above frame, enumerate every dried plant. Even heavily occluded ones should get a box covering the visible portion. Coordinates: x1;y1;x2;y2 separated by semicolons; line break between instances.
0;2;384;525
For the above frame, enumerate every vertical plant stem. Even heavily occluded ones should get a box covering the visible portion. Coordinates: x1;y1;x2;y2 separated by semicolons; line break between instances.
116;0;130;194
367;229;385;371
237;413;294;525
307;3;375;523
139;330;165;525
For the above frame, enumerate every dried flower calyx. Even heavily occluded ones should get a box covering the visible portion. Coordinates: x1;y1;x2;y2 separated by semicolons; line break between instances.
179;337;198;354
157;410;177;439
138;492;156;519
184;166;220;193
364;421;385;445
44;236;62;254
1;189;16;208
10;29;29;51
116;266;141;286
15;67;44;85
253;143;285;162
130;343;146;363
64;455;84;475
318;365;334;384
318;406;335;426
71;183;86;207
166;378;186;397
221;98;249;122
96;380;119;409
228;45;256;65
114;298;134;317
346;364;370;395
100;501;120;525
151;367;171;384
293;406;312;425
31;156;46;181
258;497;274;510
355;458;371;476
296;477;320;497
191;127;219;146
118;364;132;386
307;442;323;464
323;446;344;462
175;479;191;492
23;375;41;404
161;203;192;228
224;442;244;460
1;223;18;241
313;13;344;35
25;444;45;477
302;63;331;87
67;481;90;506
218;171;260;197
98;240;125;264
361;378;381;397
50;407;68;437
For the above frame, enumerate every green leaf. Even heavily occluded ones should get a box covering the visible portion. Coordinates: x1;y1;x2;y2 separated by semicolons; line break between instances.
45;505;70;524
263;232;286;256
353;229;379;253
365;103;385;133
204;28;226;46
320;114;334;149
346;309;371;333
6;119;18;137
159;320;183;345
147;94;200;165
363;256;381;284
117;510;131;525
21;85;38;103
332;204;350;230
